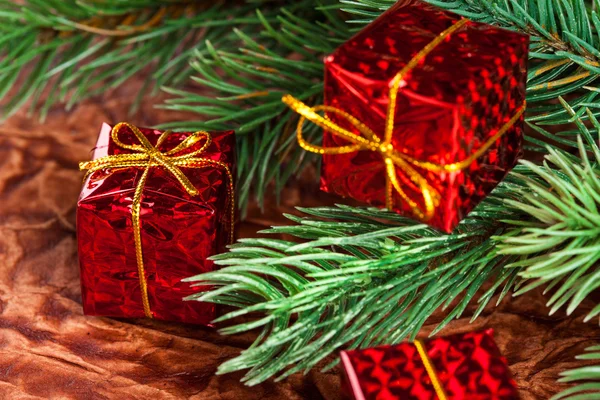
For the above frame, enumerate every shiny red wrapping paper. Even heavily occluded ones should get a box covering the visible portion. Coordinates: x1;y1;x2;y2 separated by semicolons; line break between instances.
77;123;235;324
321;0;529;232
341;329;519;400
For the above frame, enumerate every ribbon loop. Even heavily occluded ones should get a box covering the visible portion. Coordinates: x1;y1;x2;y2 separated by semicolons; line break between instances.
111;121;154;152
80;123;235;318
167;130;213;158
283;94;442;221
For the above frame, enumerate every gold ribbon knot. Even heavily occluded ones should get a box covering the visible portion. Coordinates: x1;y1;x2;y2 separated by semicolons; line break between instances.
283;18;525;222
80;122;235;318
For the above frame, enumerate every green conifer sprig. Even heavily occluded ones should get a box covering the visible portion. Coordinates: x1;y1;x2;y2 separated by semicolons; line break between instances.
552;345;600;400
185;108;600;385
164;0;600;208
0;0;269;120
5;1;599;208
160;1;350;211
496;106;600;323
2;0;598;396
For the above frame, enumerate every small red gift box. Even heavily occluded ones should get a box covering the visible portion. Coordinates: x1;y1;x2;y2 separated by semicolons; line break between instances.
340;329;519;400
284;0;529;232
77;122;235;324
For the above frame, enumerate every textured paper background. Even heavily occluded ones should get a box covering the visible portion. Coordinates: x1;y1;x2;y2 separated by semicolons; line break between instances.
0;77;597;399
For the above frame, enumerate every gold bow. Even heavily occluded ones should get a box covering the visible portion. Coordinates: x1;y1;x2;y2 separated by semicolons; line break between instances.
80;122;235;319
283;18;526;221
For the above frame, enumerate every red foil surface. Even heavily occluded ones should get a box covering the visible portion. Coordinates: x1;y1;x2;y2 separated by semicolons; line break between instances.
341;329;519;400
77;123;235;324
322;0;529;232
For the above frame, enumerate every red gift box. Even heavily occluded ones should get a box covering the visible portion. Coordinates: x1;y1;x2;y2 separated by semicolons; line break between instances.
341;329;519;400
77;122;235;324
284;0;529;232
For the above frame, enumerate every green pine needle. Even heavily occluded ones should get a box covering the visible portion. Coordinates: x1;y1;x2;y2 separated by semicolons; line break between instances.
496;109;600;322
160;1;349;212
186;109;600;384
0;0;270;120
163;0;600;210
4;0;599;392
552;345;600;400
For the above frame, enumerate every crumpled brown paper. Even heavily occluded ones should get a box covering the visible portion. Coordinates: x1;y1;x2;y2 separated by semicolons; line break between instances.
0;78;597;399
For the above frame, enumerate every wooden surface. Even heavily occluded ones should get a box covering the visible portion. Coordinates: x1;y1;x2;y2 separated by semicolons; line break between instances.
0;77;598;400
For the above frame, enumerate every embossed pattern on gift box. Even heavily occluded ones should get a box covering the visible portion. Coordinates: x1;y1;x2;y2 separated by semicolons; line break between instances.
77;123;235;324
321;0;529;232
341;330;520;400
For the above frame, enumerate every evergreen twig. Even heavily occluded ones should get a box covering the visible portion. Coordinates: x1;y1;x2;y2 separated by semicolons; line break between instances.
4;0;599;393
0;0;270;119
186;109;600;384
496;106;600;322
165;0;600;208
552;345;600;400
161;0;349;211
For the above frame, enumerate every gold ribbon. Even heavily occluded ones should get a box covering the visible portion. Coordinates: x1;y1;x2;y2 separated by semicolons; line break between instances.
80;122;235;319
415;339;447;400
283;18;526;221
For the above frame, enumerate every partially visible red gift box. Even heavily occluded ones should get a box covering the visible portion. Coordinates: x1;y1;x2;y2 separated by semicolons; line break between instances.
284;0;529;233
341;329;519;400
77;122;235;325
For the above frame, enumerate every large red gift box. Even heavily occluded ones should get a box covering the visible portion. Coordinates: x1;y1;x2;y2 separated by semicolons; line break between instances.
286;0;529;233
77;123;235;324
341;329;519;400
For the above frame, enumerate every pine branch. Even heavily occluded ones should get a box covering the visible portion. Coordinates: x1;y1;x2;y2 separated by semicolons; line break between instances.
185;110;600;384
186;202;523;385
496;106;600;323
552;345;600;400
0;0;269;120
161;1;351;212
163;0;600;211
